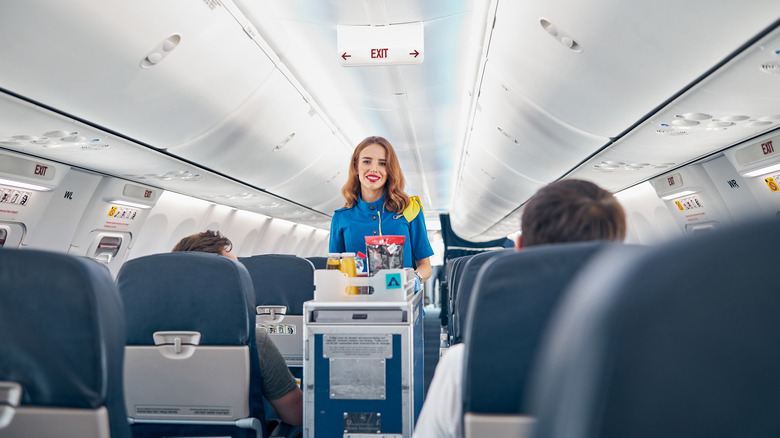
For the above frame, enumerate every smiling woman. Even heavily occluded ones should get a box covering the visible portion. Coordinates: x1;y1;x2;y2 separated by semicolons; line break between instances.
328;136;434;282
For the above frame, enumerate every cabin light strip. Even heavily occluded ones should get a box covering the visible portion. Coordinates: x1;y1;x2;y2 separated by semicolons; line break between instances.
107;199;152;209
0;177;53;192
740;162;780;177
660;190;697;201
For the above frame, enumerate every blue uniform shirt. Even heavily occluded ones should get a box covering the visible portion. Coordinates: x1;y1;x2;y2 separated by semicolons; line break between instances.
329;193;434;272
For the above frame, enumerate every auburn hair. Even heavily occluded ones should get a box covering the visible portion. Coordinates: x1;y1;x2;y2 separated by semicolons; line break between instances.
341;136;409;213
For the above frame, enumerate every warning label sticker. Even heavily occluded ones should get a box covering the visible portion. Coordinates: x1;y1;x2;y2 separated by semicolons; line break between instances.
765;175;779;192
323;334;393;359
135;405;231;416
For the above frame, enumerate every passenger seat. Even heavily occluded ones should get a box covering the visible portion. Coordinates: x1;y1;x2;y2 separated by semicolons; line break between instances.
117;251;265;438
0;248;130;438
529;216;780;438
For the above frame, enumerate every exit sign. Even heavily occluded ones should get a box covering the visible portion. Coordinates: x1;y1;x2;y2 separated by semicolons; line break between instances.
338;22;424;67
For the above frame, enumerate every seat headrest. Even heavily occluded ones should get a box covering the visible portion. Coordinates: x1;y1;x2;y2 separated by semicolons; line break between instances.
239;254;314;315
0;248;129;438
117;252;255;346
529;217;780;438
462;241;612;415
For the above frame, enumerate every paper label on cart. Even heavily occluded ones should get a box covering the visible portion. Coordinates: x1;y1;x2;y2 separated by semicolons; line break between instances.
330;358;386;399
323;334;393;358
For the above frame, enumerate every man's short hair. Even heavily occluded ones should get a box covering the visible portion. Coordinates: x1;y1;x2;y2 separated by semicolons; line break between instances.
521;179;626;247
172;230;233;255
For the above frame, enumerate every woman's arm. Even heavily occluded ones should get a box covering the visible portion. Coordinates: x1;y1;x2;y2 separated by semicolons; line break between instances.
415;256;432;283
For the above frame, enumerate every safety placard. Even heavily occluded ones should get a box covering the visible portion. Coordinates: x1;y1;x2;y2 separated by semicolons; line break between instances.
258;323;296;335
674;195;702;211
765;175;780;192
323;334;392;359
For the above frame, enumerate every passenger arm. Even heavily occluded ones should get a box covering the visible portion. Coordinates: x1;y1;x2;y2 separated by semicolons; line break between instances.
268;386;303;426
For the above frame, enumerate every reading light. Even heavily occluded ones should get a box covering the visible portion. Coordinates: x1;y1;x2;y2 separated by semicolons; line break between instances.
0;177;53;192
660;190;697;201
740;162;780;177
107;199;153;209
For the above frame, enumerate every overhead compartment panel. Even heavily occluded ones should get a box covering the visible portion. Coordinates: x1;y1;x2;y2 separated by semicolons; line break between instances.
0;0;275;148
487;0;780;137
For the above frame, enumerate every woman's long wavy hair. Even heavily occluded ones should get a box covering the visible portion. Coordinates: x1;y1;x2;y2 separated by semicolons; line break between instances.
341;136;409;213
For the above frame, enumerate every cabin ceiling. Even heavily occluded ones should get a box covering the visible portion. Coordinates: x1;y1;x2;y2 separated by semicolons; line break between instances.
0;1;778;240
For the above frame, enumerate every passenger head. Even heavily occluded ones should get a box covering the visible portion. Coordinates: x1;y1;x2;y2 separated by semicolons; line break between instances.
171;230;239;261
342;136;409;213
519;179;626;248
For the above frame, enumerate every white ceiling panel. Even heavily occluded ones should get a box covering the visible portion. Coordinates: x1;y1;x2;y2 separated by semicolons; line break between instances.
167;69;343;190
487;0;780;137
0;0;276;148
467;73;607;182
567;26;780;193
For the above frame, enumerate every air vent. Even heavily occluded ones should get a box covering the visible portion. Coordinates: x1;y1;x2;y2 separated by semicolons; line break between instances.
540;18;582;53
496;126;519;144
141;34;182;69
592;161;674;172
656;128;688;136
126;171;203;182
273;133;296;151
760;61;780;74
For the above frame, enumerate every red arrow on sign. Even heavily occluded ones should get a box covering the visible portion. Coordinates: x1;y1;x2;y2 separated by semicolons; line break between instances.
409;50;419;58
342;52;351;60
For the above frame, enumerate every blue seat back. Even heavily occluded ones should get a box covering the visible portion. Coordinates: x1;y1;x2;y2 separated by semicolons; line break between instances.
0;248;130;438
305;256;328;270
529;217;780;438
117;252;264;437
240;254;315;315
462;241;612;416
452;248;513;343
445;255;473;341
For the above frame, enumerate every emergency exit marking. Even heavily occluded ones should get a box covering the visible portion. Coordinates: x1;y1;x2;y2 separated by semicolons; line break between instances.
338;22;424;66
34;164;48;176
766;176;779;192
762;140;774;155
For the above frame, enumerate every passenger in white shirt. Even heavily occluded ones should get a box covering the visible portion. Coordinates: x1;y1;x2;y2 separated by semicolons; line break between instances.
413;179;627;438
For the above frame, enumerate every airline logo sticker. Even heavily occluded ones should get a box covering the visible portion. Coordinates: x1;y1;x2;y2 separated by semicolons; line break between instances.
386;273;402;289
765;176;779;192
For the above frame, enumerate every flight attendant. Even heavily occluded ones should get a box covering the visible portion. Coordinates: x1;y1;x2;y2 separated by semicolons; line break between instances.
329;136;434;284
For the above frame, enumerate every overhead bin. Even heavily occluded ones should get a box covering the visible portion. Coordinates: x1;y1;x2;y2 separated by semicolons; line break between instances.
0;0;276;148
567;26;780;194
167;68;350;212
486;0;780;137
